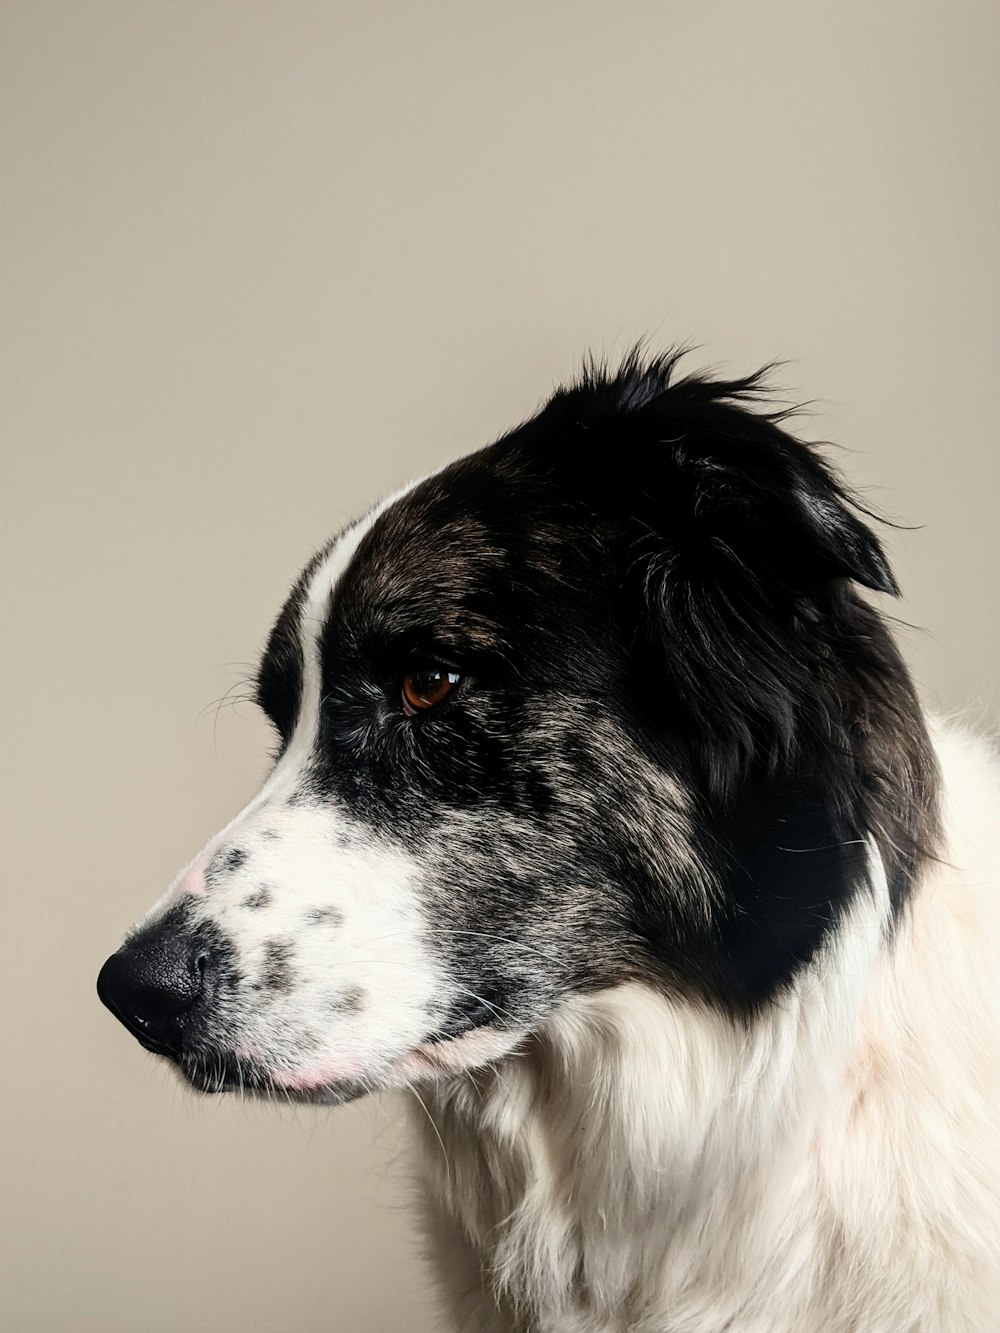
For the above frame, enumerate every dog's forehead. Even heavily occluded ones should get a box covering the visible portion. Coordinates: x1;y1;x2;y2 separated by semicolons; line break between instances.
346;467;509;600
304;452;573;644
255;444;615;735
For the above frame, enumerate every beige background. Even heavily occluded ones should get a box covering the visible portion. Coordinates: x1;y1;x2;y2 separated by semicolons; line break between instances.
2;3;997;1331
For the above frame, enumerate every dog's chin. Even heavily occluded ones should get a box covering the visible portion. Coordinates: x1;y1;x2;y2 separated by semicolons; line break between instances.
170;1022;528;1105
176;1058;367;1105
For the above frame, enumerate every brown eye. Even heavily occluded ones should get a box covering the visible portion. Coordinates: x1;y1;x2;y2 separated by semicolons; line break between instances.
401;667;461;716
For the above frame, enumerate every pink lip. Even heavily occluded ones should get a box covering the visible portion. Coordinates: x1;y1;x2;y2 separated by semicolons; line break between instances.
271;1054;366;1092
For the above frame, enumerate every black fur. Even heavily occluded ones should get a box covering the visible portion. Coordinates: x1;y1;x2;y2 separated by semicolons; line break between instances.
259;939;295;993
207;845;248;884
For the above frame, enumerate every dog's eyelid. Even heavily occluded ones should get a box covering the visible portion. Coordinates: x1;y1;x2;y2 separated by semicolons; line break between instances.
412;627;475;663
405;648;464;673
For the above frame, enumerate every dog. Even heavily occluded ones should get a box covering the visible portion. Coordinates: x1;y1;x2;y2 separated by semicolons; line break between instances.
99;351;1000;1331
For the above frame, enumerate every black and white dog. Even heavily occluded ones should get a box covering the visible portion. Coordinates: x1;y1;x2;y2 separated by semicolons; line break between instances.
99;352;1000;1331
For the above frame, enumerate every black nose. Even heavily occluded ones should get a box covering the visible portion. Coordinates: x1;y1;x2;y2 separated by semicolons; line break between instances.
97;912;210;1059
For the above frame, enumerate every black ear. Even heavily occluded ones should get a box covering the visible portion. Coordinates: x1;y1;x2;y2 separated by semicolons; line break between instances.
698;428;901;597
541;353;902;793
626;375;901;599
783;482;898;595
549;351;900;599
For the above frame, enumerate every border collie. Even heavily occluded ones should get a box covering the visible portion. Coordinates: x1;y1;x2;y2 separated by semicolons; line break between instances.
99;352;1000;1331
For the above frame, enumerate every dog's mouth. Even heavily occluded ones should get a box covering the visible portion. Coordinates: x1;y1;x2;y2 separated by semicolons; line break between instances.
178;1053;369;1104
166;999;521;1104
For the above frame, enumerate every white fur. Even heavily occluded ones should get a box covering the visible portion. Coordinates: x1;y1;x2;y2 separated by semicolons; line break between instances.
411;720;1000;1331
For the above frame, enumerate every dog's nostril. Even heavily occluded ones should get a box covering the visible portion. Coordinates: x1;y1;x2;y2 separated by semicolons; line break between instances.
97;918;211;1059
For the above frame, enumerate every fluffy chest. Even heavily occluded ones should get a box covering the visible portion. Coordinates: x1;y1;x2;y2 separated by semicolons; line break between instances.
411;986;846;1332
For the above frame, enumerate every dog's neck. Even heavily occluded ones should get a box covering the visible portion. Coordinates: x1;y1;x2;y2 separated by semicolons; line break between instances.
412;858;893;1327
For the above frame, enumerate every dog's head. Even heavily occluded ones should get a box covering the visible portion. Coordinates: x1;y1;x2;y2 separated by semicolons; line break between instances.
98;352;938;1102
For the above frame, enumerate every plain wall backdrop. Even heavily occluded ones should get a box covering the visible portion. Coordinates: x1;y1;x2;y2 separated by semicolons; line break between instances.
2;3;997;1330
